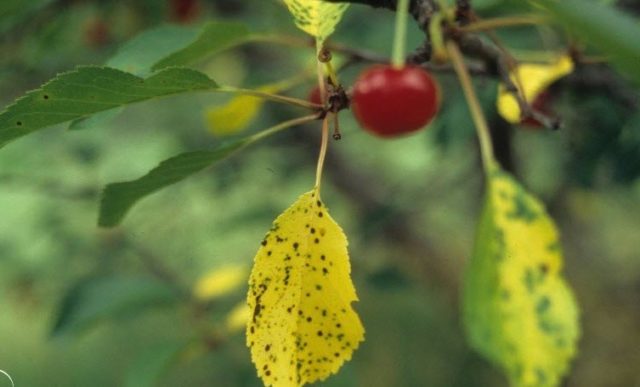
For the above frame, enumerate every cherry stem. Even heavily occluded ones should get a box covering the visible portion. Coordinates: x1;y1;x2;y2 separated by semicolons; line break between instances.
392;0;411;68
316;43;329;104
251;114;320;143
315;115;331;190
446;41;496;173
218;86;321;110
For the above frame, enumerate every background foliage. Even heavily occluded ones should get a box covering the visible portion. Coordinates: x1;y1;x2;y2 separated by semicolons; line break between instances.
0;0;639;386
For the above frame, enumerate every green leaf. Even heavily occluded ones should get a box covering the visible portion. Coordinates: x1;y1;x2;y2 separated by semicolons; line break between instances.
68;107;124;131
99;113;316;228
534;0;640;84
66;25;202;131
98;139;250;227
124;341;189;387
151;21;251;71
51;276;178;336
0;66;219;148
107;24;201;76
463;164;580;387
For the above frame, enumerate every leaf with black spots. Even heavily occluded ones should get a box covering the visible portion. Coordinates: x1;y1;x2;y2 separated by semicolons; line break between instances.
247;188;364;386
463;164;580;387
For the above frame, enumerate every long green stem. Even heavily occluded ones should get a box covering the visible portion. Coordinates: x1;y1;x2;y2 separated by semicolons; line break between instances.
250;114;319;143
217;86;321;110
446;41;495;173
392;0;411;68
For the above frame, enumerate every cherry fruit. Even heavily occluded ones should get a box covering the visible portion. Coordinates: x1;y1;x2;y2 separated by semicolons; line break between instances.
169;0;201;23
351;65;439;137
521;89;552;128
308;86;323;106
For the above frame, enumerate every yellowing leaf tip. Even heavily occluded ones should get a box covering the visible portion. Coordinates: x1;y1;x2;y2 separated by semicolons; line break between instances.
281;0;349;42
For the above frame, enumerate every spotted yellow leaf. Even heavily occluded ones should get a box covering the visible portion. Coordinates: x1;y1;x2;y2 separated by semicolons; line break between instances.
281;0;349;42
205;86;278;136
497;55;574;124
463;163;580;387
247;188;364;387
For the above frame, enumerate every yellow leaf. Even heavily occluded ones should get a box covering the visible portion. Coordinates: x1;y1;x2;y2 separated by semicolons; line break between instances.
497;55;574;123
226;302;251;333
205;86;278;136
247;188;364;387
281;0;349;42
464;164;580;387
193;264;247;301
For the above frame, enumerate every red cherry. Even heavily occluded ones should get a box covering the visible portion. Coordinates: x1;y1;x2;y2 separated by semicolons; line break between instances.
169;0;201;23
351;65;439;137
84;18;110;48
308;86;323;106
521;89;552;128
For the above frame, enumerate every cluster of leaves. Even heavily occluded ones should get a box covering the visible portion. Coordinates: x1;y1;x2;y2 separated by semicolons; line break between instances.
1;0;639;386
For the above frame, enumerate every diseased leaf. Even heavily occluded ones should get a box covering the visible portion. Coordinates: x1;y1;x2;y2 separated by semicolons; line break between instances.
497;55;573;124
463;164;580;387
247;188;364;387
98;138;249;227
281;0;349;42
151;21;251;71
0;66;218;148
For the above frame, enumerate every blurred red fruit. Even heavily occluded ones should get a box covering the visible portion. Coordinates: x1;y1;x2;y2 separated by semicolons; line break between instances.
309;86;323;106
84;18;110;48
521;89;553;128
170;0;201;23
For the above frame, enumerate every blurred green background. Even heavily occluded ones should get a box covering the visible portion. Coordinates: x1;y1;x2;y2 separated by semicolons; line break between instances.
1;1;639;386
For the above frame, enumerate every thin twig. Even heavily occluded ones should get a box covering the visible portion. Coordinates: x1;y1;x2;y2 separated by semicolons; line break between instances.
217;86;321;110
